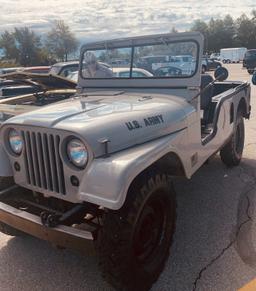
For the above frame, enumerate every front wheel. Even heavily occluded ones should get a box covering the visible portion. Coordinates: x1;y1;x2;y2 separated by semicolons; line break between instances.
96;170;176;290
220;111;245;167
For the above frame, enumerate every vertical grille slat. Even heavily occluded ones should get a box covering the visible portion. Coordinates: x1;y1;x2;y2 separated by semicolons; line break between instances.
41;134;53;191
22;131;31;184
30;132;41;187
47;134;59;193
24;132;36;186
36;133;46;189
54;135;65;195
22;129;66;195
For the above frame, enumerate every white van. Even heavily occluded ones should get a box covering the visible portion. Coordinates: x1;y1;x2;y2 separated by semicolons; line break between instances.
220;47;247;63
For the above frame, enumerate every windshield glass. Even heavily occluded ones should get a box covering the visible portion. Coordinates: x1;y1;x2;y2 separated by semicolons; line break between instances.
81;40;198;79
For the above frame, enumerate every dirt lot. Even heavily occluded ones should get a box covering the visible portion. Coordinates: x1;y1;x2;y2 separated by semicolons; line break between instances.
0;64;255;291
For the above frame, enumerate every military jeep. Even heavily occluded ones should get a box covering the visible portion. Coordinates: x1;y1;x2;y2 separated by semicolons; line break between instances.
0;32;251;290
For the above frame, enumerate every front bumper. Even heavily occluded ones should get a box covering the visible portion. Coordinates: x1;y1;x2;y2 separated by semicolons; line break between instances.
0;201;95;254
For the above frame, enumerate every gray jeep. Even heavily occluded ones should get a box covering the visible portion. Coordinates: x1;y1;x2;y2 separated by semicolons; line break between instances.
0;32;251;290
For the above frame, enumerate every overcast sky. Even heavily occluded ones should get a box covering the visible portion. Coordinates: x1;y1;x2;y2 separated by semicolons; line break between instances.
0;0;255;43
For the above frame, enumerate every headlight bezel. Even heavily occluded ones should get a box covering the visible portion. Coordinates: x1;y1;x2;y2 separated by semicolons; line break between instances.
8;128;23;156
66;138;88;169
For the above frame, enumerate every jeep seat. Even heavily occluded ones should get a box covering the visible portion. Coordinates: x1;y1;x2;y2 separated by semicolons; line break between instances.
200;74;214;125
200;74;214;110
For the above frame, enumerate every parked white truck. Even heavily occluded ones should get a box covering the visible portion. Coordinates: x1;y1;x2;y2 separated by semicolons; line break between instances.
220;47;247;63
0;32;251;291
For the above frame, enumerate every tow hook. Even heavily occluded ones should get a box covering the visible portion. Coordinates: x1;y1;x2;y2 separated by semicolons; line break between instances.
40;204;88;228
40;211;60;227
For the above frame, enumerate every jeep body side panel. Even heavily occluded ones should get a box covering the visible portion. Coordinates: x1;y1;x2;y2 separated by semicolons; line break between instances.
185;82;250;174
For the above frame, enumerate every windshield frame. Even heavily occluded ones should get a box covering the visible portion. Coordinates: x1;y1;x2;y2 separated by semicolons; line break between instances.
78;32;204;88
80;39;199;80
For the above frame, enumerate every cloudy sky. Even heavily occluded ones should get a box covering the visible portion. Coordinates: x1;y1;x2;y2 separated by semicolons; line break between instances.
0;0;255;43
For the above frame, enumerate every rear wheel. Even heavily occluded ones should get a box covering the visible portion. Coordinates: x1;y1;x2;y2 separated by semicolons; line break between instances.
96;170;176;290
220;110;244;167
248;69;254;75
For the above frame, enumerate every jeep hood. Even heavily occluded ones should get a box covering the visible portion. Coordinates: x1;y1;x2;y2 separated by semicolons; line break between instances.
3;92;190;157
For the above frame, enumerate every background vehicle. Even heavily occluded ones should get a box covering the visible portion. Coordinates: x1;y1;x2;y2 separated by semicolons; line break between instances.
210;53;220;60
220;47;247;63
243;49;256;74
202;56;222;73
113;67;153;77
136;54;195;75
0;72;76;123
49;61;79;77
0;32;251;291
21;66;50;74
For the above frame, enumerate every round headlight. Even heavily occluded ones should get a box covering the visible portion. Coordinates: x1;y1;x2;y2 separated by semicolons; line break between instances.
67;139;88;168
9;129;23;155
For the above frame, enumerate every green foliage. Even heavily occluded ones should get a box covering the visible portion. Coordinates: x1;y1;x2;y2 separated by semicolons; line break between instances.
45;20;78;62
14;27;42;65
0;31;19;60
0;20;78;65
191;10;256;53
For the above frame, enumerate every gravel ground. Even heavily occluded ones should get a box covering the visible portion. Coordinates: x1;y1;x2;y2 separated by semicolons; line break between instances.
0;64;255;291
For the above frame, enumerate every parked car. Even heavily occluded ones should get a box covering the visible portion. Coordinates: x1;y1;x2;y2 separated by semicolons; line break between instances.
136;54;195;75
0;32;251;291
210;53;220;60
0;67;23;75
49;61;79;77
113;67;153;77
243;49;256;74
21;66;51;74
202;57;222;73
252;71;256;84
0;72;77;123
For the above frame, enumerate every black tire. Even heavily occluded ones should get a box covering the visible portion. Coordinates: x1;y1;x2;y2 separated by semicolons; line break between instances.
96;170;176;291
222;60;226;64
247;69;254;75
0;222;26;237
220;110;245;167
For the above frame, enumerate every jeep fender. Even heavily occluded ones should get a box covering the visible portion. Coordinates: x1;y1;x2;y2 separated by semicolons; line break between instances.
78;129;189;210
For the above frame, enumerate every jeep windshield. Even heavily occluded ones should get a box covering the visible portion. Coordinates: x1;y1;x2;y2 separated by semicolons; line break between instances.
81;40;198;79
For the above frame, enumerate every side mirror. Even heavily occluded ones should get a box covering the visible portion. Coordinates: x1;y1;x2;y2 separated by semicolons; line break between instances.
214;67;228;81
252;71;256;85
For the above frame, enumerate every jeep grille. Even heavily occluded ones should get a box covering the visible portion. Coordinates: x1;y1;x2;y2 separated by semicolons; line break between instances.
22;130;66;195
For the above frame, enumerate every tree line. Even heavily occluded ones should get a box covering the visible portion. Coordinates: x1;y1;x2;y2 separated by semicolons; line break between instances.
190;10;256;53
0;20;78;66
